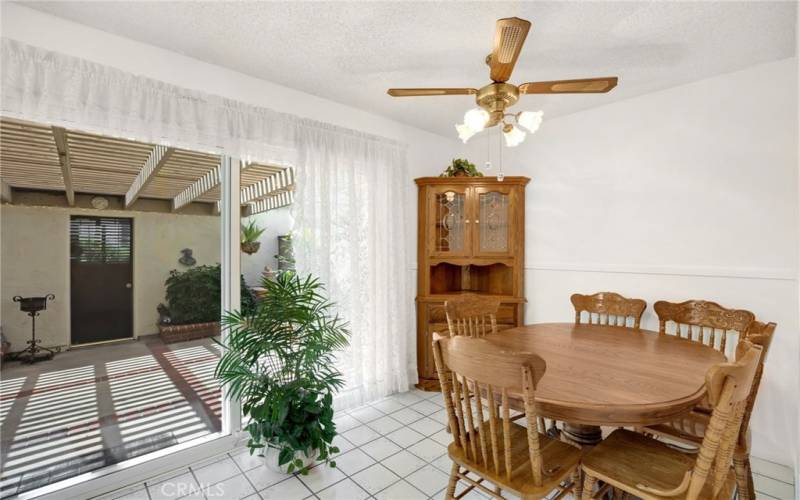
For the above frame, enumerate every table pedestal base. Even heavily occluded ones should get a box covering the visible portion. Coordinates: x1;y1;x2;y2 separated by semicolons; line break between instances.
561;423;603;448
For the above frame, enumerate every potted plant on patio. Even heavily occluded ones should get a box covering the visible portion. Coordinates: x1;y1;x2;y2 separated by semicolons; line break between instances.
241;219;266;255
215;271;349;474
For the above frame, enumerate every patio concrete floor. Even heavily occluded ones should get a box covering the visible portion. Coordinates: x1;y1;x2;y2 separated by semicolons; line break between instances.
0;335;222;498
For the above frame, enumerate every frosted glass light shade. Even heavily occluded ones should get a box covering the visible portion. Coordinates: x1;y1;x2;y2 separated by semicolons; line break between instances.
455;123;477;143
517;110;544;133
503;125;526;147
464;108;490;132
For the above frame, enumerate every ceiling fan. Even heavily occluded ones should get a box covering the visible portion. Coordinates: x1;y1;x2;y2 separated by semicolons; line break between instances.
387;17;618;146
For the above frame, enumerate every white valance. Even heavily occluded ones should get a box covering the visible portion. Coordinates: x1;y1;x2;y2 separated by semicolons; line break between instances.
0;38;405;166
1;37;412;406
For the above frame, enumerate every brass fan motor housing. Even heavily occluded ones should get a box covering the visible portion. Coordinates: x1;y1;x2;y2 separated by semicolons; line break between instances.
476;83;519;126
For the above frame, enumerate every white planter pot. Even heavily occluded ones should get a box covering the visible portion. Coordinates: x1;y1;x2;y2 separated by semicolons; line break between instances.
263;446;319;474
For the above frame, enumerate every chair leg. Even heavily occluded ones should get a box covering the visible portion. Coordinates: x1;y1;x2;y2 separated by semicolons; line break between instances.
733;455;750;500
746;458;756;500
445;462;459;500
613;487;624;499
582;474;597;500
572;468;583;498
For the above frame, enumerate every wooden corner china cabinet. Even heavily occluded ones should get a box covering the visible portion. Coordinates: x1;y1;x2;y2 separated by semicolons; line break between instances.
415;176;530;390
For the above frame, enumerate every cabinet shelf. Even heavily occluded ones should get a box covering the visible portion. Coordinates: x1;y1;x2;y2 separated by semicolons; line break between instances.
429;262;513;296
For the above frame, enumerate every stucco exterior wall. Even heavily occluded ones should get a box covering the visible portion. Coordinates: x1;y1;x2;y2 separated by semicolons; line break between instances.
240;206;294;287
0;203;220;350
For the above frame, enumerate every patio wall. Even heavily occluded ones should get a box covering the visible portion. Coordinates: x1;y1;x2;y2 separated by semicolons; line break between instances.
0;203;220;351
240;206;293;287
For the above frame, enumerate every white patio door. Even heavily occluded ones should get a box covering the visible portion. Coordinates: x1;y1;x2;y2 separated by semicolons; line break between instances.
28;157;243;500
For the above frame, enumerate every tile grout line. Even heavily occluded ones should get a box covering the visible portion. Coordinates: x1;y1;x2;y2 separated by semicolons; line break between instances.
226;448;267;499
753;470;796;486
328;397;462;499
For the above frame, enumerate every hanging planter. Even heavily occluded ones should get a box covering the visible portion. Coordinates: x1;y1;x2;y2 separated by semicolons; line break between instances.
241;241;261;255
241;219;266;255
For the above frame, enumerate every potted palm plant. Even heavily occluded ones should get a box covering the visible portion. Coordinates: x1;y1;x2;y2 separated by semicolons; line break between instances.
215;272;349;474
241;219;267;255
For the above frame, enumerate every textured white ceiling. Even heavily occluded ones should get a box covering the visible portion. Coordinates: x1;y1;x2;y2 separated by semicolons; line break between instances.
20;1;798;137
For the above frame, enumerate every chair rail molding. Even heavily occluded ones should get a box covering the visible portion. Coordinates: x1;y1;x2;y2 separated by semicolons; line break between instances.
524;262;796;282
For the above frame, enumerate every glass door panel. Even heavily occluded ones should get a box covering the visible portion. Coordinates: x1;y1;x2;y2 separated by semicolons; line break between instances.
474;186;514;257
429;186;470;257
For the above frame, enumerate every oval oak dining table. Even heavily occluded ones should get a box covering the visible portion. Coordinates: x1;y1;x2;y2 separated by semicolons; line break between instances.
484;322;727;446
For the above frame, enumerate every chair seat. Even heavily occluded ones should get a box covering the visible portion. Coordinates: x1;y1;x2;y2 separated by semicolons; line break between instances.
447;420;581;498
583;429;735;500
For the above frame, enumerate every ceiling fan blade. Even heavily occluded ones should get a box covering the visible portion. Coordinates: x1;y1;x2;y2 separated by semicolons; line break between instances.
488;17;532;83
519;77;619;94
387;88;478;97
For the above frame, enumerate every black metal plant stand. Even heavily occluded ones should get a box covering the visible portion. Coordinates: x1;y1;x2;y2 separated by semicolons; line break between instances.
10;294;60;364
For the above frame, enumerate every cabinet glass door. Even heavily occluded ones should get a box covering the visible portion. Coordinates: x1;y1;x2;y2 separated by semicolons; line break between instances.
429;186;470;257
473;186;514;256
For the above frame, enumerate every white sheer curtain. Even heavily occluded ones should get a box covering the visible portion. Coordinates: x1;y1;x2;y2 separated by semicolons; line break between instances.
1;38;412;407
293;125;411;408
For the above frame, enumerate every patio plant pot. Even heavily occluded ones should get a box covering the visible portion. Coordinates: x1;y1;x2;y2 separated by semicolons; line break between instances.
263;447;319;474
158;321;220;344
241;241;261;255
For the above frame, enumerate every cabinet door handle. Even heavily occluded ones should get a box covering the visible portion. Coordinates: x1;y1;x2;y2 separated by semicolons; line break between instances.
475;220;480;224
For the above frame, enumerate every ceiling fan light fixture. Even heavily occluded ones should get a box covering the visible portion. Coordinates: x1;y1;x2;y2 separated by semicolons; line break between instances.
455;123;478;143
464;108;490;132
503;124;526;147
516;110;544;133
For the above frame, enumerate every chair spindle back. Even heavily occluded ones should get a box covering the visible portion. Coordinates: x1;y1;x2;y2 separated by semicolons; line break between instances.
445;294;502;338
570;292;646;329
432;333;548;486
653;299;754;359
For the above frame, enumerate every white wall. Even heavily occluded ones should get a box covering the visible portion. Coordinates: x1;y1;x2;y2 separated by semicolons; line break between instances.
0;204;220;348
460;57;799;465
240;207;294;287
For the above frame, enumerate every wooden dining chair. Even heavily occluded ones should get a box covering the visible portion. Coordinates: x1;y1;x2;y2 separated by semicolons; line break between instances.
445;293;503;337
581;341;763;500
642;321;776;500
653;299;754;359
570;292;646;329
432;334;582;499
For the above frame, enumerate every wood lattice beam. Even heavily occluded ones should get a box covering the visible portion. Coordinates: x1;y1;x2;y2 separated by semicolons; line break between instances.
240;168;294;204
51;126;75;206
245;191;294;216
173;164;220;211
125;145;174;208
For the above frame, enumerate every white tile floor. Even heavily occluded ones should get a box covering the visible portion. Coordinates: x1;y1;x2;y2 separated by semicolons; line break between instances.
94;389;795;500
